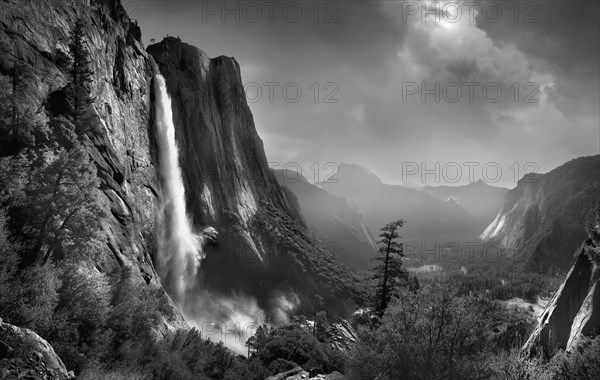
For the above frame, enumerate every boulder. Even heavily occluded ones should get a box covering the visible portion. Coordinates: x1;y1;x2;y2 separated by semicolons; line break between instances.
0;320;74;379
265;366;347;380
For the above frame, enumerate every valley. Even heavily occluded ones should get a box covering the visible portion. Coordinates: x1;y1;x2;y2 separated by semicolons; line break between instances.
0;1;598;379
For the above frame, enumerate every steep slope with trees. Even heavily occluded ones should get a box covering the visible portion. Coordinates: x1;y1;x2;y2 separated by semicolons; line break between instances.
274;169;377;271
421;180;508;232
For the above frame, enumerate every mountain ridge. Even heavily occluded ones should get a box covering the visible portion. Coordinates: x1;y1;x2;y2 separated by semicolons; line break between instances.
319;163;481;241
481;155;600;272
274;168;377;272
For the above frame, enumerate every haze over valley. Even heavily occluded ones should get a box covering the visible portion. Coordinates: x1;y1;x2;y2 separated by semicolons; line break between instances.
0;1;598;379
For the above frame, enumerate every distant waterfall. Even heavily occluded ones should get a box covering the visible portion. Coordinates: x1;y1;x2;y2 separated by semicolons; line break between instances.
152;60;203;308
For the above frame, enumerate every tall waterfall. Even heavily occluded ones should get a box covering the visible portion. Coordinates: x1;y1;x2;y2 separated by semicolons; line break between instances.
150;60;291;356
152;60;203;308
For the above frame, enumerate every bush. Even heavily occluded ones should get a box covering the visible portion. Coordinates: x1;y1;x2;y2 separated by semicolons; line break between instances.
14;263;61;336
50;264;112;372
551;337;600;380
254;323;344;374
268;358;299;373
348;286;489;380
0;208;20;316
484;337;600;380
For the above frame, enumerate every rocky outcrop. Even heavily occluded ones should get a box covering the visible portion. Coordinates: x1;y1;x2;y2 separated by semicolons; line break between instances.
274;169;376;272
147;37;359;316
0;318;73;379
481;156;600;272
266;366;346;380
0;0;186;328
523;238;600;355
319;163;481;240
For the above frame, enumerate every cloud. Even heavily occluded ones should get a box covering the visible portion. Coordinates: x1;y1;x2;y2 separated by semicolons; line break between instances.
136;0;599;187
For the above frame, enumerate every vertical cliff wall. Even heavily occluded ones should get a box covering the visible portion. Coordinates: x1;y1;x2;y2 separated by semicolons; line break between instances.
481;156;600;272
148;38;360;317
0;0;358;329
0;0;186;329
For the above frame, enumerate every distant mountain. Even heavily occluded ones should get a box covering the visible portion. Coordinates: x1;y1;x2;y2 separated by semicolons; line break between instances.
481;156;600;272
319;164;481;241
421;180;508;232
274;169;377;272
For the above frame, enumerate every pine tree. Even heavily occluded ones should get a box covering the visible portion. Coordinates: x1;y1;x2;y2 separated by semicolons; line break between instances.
67;19;94;132
24;145;104;264
373;219;408;315
246;324;270;357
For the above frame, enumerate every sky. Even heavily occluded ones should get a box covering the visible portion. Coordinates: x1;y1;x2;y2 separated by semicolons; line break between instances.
131;0;600;188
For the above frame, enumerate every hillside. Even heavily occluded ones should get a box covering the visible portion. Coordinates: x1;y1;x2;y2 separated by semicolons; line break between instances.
421;180;508;232
481;155;600;272
274;169;377;272
319;164;481;241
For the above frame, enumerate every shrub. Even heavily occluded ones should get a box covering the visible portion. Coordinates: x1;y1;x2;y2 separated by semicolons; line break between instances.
0;208;20;317
14;263;61;336
267;358;299;373
348;286;489;380
254;323;343;374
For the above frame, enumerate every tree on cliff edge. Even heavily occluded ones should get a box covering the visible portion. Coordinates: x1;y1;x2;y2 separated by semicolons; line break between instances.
373;220;408;315
67;19;94;132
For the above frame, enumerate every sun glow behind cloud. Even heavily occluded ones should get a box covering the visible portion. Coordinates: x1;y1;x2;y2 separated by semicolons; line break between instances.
136;0;599;187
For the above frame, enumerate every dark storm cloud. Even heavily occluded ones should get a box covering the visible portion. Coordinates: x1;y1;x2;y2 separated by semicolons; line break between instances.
474;0;600;120
476;0;599;75
133;0;599;187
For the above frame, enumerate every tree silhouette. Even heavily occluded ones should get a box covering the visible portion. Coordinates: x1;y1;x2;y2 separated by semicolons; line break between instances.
246;324;270;358
373;219;408;315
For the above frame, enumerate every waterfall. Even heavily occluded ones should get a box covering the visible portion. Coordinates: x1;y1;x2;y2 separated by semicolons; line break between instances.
152;60;203;308
150;60;289;356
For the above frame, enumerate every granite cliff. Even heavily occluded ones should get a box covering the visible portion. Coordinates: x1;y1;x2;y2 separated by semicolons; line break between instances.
0;0;188;329
523;237;600;355
481;156;600;272
0;0;358;337
147;38;359;317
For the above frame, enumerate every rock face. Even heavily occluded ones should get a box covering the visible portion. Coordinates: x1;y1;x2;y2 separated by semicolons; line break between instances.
274;169;377;272
481;156;600;272
0;319;73;379
0;0;357;327
147;37;359;316
523;238;600;355
0;0;186;327
319;163;481;240
420;180;508;232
